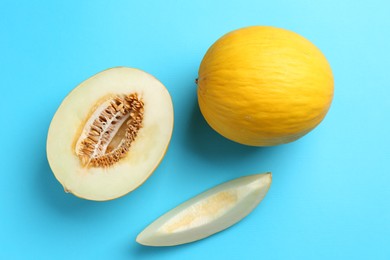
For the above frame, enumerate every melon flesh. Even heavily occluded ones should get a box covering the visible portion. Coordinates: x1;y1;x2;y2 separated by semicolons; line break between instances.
136;173;272;246
46;67;174;201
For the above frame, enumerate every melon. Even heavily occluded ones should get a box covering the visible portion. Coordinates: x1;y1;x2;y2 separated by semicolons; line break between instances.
47;67;174;201
137;173;272;246
197;26;334;146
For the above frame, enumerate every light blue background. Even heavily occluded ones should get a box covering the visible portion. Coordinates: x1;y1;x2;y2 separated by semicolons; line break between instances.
1;1;389;259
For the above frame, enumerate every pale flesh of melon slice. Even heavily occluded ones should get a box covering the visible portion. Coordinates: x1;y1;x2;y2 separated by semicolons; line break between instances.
46;67;174;201
136;173;272;246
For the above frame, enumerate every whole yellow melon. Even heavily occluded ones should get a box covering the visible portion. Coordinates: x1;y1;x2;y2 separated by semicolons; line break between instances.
197;26;334;146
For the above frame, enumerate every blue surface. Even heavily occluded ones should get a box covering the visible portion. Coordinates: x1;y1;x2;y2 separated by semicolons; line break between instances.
1;1;389;259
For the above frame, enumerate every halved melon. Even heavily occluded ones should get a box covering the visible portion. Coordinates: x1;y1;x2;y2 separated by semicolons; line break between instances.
47;67;174;201
137;173;272;246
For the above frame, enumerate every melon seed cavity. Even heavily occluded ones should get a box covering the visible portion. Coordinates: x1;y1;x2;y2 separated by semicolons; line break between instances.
75;93;144;168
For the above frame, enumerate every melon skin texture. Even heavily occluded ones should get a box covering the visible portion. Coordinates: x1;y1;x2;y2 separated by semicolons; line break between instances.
197;26;334;146
137;173;272;246
47;67;174;201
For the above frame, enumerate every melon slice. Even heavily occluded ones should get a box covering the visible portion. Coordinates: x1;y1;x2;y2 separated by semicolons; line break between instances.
46;67;174;201
136;173;272;246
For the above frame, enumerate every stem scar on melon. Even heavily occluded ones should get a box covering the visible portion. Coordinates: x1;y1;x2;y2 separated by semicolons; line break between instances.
47;67;174;201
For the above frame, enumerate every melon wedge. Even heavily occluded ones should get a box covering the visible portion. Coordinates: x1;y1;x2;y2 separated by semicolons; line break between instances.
46;67;174;201
136;173;272;246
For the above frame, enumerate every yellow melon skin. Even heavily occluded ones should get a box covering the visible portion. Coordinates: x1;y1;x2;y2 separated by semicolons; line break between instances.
197;26;334;146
